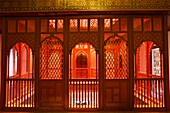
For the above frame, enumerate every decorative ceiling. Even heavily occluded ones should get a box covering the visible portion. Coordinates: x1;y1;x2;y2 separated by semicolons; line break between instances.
0;0;169;11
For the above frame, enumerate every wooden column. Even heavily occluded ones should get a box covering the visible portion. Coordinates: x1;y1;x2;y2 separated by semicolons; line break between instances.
129;16;134;110
99;17;104;110
1;18;6;110
35;17;40;110
64;16;69;110
163;14;169;110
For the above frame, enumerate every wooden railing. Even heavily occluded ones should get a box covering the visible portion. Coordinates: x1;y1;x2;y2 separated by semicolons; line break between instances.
69;79;99;108
6;79;35;107
134;78;164;108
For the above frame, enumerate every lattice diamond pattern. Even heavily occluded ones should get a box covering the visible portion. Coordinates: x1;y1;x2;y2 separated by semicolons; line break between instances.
49;19;56;32
105;37;128;79
90;19;98;31
80;19;88;31
40;38;63;79
104;19;111;31
70;19;78;31
57;19;64;32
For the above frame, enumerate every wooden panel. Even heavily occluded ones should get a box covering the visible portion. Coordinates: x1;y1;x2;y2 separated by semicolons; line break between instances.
104;80;129;108
39;80;64;109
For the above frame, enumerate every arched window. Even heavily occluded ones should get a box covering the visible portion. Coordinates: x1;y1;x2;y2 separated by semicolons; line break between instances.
8;42;32;79
76;52;87;68
134;41;164;108
6;42;34;108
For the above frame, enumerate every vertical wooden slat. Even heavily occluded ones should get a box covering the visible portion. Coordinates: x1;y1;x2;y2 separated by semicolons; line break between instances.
85;80;86;108
143;80;145;108
162;80;163;107
146;80;147;108
93;80;95;108
90;81;93;108
138;80;139;108
13;80;15;107
82;81;83;108
26;81;29;107
76;81;77;108
71;81;73;108
10;80;11;107
79;80;80;108
149;80;150;108
69;81;71;108
88;80;89;108
32;80;34;107
157;80;158;107
16;80;17;107
158;80;160;107
29;80;31;107
23;81;25;107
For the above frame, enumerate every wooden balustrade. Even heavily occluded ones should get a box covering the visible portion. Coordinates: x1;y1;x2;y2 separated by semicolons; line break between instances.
69;79;99;108
134;78;164;108
5;79;35;107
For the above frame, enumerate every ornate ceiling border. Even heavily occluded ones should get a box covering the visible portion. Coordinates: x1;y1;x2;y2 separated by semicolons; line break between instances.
0;0;169;12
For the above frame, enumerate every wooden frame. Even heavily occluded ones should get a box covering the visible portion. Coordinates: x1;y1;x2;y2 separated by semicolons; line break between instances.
0;12;168;112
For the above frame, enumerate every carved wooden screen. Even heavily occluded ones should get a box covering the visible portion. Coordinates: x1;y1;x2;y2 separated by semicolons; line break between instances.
39;36;64;107
133;17;164;108
104;17;129;108
40;38;63;79
105;37;128;79
39;18;64;109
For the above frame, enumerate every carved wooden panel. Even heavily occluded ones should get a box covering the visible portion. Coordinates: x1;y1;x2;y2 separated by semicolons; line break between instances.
104;80;129;108
39;81;64;109
7;33;35;53
68;33;99;51
133;32;163;52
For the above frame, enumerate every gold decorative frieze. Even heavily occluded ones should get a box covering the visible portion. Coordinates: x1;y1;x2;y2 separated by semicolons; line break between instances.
0;0;169;11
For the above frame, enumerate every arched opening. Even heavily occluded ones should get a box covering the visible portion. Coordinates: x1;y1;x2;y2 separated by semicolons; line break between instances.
134;41;164;108
6;42;34;107
69;42;99;109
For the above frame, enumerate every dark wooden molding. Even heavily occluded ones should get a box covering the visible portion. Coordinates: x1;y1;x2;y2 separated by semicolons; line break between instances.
0;10;168;17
